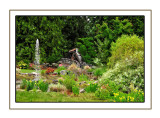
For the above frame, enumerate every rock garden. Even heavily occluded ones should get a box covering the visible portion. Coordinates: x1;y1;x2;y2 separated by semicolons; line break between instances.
16;16;144;102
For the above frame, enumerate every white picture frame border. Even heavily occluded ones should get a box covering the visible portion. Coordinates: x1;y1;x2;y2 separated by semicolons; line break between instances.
9;9;152;110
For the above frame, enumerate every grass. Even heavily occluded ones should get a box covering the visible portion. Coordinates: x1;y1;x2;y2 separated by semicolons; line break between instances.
20;69;46;73
16;91;109;102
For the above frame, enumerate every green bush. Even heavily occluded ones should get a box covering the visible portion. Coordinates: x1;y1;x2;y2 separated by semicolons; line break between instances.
38;79;49;92
78;74;88;81
95;88;110;100
72;85;79;96
85;83;98;93
108;35;144;67
93;68;106;78
58;79;64;84
63;74;76;91
99;63;144;93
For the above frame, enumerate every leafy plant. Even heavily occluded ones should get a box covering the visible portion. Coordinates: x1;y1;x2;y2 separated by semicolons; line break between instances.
58;79;64;84
93;68;106;78
38;79;49;92
85;83;98;93
72;85;79;96
63;74;76;91
108;35;144;67
26;80;35;91
78;74;88;81
95;88;110;100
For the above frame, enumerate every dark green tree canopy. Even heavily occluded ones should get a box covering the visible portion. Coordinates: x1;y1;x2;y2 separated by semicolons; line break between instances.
16;16;144;64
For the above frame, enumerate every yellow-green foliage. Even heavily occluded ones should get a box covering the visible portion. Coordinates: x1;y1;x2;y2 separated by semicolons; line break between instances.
108;35;144;67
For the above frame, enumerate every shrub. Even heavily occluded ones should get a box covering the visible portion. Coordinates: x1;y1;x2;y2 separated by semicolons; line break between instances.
112;89;144;102
99;63;144;93
38;79;49;92
93;68;106;78
78;74;88;81
45;67;54;74
108;35;144;67
72;85;79;96
85;83;98;93
49;83;66;92
63;74;76;91
95;88;110;100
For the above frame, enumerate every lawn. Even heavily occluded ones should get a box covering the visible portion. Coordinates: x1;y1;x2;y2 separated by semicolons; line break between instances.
20;69;46;73
16;91;110;102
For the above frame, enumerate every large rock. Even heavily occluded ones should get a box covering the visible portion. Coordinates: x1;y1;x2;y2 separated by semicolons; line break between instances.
80;88;85;93
16;85;21;89
52;63;58;68
60;70;67;75
79;81;86;85
52;79;58;84
94;81;99;84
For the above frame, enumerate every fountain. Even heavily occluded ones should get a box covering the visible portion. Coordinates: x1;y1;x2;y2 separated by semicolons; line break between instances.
34;39;40;81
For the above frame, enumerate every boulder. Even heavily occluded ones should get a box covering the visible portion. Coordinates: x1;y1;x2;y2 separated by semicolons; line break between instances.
52;63;58;68
52;79;58;84
79;81;86;85
16;85;20;89
94;81;99;84
80;88;85;93
60;70;67;75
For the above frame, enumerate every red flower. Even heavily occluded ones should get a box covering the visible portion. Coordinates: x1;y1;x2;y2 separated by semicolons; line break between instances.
59;64;62;67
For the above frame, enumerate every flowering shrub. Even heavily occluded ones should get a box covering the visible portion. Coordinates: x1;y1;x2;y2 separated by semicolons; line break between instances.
26;80;35;91
18;61;28;69
85;83;98;93
45;67;54;74
29;63;35;70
